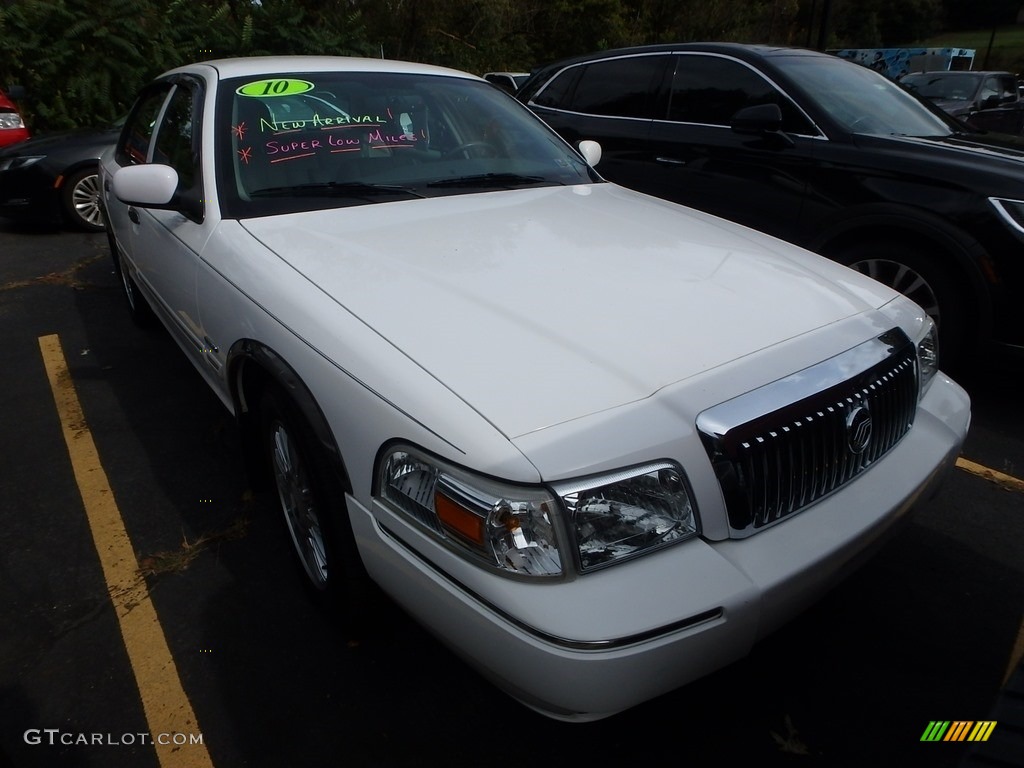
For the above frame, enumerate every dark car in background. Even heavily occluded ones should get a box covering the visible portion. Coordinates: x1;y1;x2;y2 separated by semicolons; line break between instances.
0;120;120;231
966;105;1024;135
483;71;530;95
900;70;1020;118
517;43;1024;366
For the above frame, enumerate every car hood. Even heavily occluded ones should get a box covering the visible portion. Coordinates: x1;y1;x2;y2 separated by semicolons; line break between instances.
859;129;1024;163
240;184;895;437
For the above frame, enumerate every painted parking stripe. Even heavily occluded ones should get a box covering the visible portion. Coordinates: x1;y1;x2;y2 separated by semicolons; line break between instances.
956;457;1024;493
39;334;213;768
954;458;1024;685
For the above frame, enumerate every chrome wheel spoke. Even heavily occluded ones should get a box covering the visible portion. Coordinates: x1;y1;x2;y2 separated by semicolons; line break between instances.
271;422;329;587
850;257;940;328
71;174;103;226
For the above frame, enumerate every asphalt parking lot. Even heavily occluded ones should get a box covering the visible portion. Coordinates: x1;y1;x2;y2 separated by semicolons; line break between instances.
1;220;1022;768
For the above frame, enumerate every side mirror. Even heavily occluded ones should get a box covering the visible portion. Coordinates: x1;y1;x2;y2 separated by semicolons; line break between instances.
731;103;794;147
732;103;783;133
112;164;179;207
577;139;602;167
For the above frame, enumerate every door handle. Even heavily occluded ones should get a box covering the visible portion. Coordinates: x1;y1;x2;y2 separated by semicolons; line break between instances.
128;207;140;225
655;156;687;166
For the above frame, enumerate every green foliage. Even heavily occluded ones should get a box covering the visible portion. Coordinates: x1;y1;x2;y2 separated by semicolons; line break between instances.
0;0;372;132
2;0;1019;133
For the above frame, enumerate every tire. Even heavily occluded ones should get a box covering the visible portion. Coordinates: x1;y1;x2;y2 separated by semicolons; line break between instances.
260;387;369;622
833;242;968;370
62;167;106;232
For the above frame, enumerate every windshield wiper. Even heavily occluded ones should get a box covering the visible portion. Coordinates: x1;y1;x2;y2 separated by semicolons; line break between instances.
250;181;425;199
426;173;554;189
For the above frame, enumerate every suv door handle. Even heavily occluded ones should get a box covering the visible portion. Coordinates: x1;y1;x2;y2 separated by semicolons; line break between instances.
655;156;687;166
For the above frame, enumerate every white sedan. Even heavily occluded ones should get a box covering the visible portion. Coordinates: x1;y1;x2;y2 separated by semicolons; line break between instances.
100;56;970;721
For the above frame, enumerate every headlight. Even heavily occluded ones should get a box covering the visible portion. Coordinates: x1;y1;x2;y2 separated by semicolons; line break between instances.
379;449;563;577
379;449;700;577
554;462;698;572
0;111;26;130
989;197;1024;235
0;155;44;171
917;318;939;397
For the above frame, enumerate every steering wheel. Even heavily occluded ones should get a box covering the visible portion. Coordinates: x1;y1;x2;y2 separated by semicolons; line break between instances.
442;141;499;159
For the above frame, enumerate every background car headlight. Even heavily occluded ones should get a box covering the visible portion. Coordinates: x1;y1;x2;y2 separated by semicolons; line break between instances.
989;197;1024;235
379;449;563;577
0;155;44;171
917;318;939;397
554;462;699;572
0;111;27;131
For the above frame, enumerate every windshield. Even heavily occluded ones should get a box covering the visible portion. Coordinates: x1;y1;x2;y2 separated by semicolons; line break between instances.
773;55;954;137
216;71;596;218
901;72;980;101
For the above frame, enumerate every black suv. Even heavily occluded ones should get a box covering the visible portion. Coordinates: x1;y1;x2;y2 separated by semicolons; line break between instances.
518;43;1024;366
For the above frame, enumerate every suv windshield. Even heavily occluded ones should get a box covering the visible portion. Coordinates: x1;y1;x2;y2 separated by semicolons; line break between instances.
773;55;954;137
216;71;596;219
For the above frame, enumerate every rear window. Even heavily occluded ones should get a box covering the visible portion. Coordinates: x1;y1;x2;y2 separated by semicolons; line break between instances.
532;55;669;119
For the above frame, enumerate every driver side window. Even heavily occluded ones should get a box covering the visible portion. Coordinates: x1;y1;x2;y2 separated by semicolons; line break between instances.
116;84;172;166
153;84;201;196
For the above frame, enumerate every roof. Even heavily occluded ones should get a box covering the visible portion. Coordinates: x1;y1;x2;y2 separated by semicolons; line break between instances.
161;55;477;81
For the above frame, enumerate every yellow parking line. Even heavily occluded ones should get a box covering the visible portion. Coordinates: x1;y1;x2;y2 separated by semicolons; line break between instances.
953;458;1024;685
956;457;1024;493
39;334;213;768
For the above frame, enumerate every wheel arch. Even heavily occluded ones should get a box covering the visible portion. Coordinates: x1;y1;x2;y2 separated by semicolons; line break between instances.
227;339;353;495
55;159;102;189
809;209;993;345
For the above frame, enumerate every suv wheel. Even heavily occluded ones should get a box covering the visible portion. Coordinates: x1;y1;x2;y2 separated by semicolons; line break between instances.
836;243;967;368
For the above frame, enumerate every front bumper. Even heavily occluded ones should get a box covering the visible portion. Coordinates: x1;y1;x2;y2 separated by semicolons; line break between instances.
349;374;970;721
0;164;61;225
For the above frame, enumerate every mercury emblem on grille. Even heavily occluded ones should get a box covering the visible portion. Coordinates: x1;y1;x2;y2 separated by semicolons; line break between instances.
846;404;873;455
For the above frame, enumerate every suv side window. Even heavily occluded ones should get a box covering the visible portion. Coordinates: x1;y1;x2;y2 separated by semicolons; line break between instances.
668;55;815;134
530;67;581;110
543;55;669;118
116;84;173;166
993;75;1017;103
574;55;669;118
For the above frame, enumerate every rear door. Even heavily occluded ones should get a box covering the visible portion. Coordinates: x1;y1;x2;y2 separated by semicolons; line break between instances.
643;53;822;243
526;53;670;192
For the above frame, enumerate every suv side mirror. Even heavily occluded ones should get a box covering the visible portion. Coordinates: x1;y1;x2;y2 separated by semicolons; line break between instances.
731;103;794;147
732;103;783;133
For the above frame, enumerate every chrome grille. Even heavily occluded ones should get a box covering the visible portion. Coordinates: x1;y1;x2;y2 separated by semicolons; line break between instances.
696;329;919;537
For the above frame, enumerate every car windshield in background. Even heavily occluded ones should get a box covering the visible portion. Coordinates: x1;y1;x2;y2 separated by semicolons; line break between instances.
775;55;955;137
901;72;979;102
216;71;596;219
